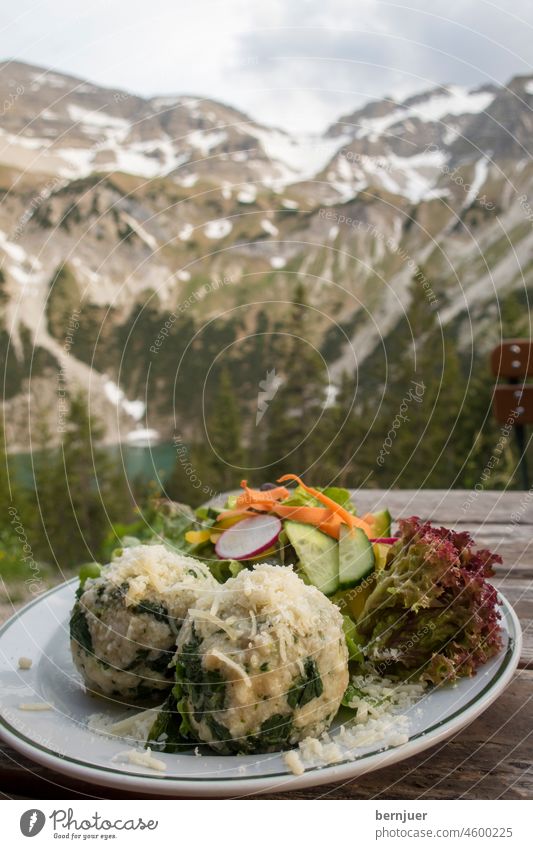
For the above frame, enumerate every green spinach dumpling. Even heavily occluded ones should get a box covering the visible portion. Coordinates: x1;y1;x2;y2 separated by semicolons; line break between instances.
176;564;349;753
71;545;217;701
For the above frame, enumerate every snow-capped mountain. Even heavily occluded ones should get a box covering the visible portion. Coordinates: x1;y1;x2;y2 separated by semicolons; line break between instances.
0;61;342;187
321;84;500;202
1;61;533;449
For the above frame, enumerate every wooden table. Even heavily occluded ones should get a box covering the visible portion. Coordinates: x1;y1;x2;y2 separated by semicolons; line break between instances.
1;490;532;800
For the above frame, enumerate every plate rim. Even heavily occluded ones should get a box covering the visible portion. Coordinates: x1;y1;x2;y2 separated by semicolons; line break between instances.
0;578;523;797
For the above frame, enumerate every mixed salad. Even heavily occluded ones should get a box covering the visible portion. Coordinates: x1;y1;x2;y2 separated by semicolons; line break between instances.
105;474;503;688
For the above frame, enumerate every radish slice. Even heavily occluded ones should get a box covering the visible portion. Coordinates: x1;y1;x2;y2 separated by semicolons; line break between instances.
370;537;399;544
215;515;282;561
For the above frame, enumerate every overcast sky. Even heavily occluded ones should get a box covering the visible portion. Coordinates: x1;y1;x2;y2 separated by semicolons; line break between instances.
1;0;533;132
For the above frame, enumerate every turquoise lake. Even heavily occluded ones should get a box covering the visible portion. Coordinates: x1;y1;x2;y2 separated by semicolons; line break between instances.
11;442;177;489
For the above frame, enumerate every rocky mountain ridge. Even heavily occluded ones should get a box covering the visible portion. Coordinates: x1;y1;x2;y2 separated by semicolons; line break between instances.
1;61;532;450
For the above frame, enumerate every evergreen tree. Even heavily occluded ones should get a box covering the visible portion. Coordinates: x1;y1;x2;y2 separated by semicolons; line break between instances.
32;390;133;568
0;418;14;519
0;418;33;526
262;284;328;480
367;270;467;488
500;289;526;337
204;366;245;492
167;367;244;503
318;370;372;487
0;419;34;581
46;263;81;340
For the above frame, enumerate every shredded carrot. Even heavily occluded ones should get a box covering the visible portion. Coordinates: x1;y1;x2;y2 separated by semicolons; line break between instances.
277;473;371;535
270;503;345;538
237;480;290;509
218;477;372;539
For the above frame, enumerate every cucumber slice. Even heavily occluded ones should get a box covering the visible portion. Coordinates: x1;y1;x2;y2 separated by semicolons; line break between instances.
284;521;339;596
369;509;392;538
338;526;375;588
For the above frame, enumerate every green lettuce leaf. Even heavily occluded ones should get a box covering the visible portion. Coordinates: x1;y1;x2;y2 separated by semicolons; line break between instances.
282;485;357;514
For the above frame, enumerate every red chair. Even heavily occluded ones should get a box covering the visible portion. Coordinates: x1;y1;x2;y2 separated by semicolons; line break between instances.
491;340;533;489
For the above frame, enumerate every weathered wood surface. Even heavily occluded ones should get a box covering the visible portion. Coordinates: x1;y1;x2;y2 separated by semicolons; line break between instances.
1;490;532;800
350;488;533;525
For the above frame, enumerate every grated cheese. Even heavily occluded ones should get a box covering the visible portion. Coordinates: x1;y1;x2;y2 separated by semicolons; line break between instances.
88;707;160;742
187;608;238;640
344;674;426;724
17;657;32;670
283;749;305;776
204;648;252;687
18;702;53;711
112;747;166;772
100;544;216;608
283;674;425;775
249;609;257;638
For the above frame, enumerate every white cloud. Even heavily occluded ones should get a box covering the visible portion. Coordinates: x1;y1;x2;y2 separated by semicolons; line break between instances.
1;0;532;132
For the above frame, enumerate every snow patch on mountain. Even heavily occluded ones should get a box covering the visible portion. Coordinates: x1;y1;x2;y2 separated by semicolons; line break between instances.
247;126;347;181
237;186;257;203
178;223;194;240
327;148;448;203
177;173;198;187
101;138;188;179
104;380;145;421
463;158;490;208
67;105;130;132
261;218;278;236
187;129;227;156
0;230;29;263
352;86;495;140
122;214;158;250
204;219;232;239
383;150;449;202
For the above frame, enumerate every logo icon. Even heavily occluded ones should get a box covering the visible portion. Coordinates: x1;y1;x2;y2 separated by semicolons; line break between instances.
20;810;46;837
256;369;282;425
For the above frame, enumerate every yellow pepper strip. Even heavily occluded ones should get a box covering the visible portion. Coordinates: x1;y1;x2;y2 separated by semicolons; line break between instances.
185;529;211;545
214;513;251;530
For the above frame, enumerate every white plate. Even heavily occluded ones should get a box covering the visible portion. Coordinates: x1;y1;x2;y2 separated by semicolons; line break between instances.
0;579;522;798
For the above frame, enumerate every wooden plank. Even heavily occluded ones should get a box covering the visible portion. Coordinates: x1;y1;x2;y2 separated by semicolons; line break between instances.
350;489;533;525
493;385;533;426
491;577;533;668
491;339;533;379
0;745;166;799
